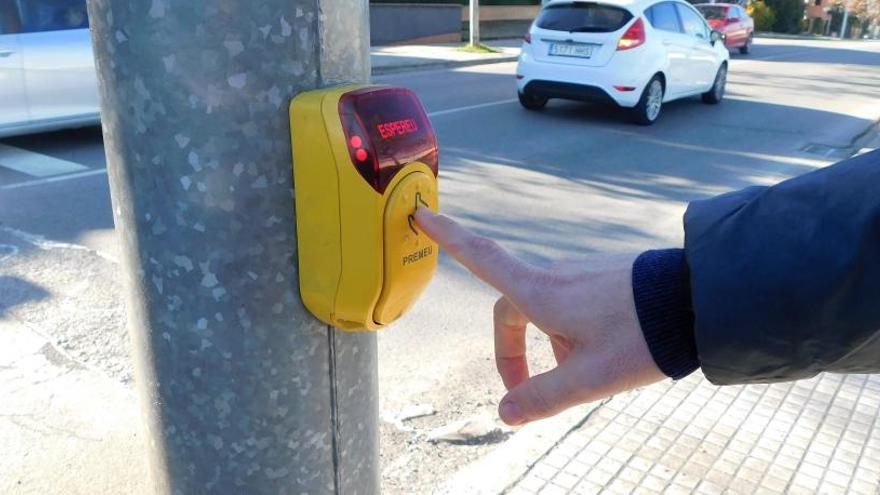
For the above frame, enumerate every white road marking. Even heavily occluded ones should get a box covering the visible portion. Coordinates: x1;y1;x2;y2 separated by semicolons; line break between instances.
428;98;518;117
0;244;19;263
0;168;107;191
0;143;90;177
0;98;517;190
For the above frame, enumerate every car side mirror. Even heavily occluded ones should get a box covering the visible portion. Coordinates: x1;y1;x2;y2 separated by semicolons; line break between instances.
728;16;740;22
710;30;724;45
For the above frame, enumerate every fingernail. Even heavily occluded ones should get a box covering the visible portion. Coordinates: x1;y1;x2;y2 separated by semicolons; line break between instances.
500;400;525;426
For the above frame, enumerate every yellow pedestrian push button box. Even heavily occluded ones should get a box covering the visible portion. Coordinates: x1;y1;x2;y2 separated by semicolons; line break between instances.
289;85;439;331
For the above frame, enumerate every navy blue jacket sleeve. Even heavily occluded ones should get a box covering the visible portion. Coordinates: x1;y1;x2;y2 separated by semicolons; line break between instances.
683;150;880;385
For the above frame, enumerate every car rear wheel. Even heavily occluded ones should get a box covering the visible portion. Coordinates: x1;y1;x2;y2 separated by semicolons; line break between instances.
739;34;752;54
518;92;548;110
631;76;664;125
702;64;727;104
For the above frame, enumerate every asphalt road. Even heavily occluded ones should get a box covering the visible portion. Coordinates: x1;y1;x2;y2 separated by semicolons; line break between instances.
1;38;879;493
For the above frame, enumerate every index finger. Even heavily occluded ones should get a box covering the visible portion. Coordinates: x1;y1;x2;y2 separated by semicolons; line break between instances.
414;208;534;305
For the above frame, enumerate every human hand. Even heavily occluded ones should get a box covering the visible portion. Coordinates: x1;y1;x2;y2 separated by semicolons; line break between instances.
414;208;665;426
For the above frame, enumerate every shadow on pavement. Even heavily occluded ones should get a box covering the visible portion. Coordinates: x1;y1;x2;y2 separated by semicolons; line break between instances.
738;42;880;66
2;125;104;163
0;275;50;317
440;96;859;203
433;84;874;264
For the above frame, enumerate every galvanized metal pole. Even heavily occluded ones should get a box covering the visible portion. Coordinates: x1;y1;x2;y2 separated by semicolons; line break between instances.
840;2;850;39
86;1;377;493
470;0;481;46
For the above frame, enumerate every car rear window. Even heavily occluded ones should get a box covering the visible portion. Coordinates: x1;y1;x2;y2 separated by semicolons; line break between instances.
536;2;634;33
696;6;728;20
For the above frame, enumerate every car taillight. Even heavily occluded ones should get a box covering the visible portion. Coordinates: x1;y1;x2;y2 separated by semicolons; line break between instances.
524;32;532;43
617;18;645;51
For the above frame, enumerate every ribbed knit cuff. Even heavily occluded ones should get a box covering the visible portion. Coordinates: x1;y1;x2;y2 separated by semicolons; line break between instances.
631;249;698;380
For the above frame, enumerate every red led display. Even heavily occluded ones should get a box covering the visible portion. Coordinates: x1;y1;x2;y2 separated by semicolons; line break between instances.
377;119;419;139
338;87;438;194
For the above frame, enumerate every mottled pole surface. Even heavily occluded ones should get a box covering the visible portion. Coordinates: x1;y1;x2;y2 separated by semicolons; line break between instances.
87;1;377;493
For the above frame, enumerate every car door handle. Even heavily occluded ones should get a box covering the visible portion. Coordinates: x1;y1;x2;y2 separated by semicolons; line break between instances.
0;48;15;58
662;40;673;46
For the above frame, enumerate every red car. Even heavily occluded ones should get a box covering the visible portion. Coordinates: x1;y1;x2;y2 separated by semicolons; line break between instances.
696;3;754;54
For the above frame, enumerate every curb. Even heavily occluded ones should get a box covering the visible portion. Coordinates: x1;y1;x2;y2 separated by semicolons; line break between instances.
754;32;840;41
372;55;519;76
438;401;606;495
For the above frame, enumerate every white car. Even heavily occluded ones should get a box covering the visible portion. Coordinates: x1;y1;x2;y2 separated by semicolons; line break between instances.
0;0;99;138
516;0;730;124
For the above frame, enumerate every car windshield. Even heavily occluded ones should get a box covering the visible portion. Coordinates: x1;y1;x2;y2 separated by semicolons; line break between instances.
697;6;728;20
536;2;633;33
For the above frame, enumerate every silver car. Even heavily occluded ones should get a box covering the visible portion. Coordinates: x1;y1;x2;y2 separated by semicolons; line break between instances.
0;0;99;138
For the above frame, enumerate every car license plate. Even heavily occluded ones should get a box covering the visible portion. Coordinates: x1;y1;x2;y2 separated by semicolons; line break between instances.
549;43;593;58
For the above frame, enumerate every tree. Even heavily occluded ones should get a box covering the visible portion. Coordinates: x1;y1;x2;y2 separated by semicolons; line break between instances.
850;0;880;24
764;0;805;33
748;1;778;31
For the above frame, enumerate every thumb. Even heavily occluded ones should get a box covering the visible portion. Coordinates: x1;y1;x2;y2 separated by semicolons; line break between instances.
498;361;583;426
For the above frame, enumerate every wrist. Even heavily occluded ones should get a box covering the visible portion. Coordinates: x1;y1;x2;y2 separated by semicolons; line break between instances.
631;249;698;380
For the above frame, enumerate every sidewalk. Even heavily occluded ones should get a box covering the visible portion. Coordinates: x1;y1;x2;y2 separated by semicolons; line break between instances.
503;371;880;495
371;39;521;75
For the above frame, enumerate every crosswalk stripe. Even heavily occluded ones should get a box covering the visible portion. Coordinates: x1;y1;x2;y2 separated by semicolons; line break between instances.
0;143;89;178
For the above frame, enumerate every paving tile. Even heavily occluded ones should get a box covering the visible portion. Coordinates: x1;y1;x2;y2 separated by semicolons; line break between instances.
662;483;691;495
694;480;724;495
584;468;615;486
823;469;852;488
552;471;580;490
571;479;603;495
816;481;848;495
850;478;879;495
760;474;789;492
618;466;646;484
704;468;732;487
764;465;794;484
640;474;667;492
788;485;817;495
670;472;700;490
574;449;602;467
543;451;571;470
736;466;765;484
517;472;547;492
595;457;622;476
508;372;880;495
774;453;802;470
537;483;568;495
605;478;637;495
651;464;677;482
562;460;589;478
790;472;821;491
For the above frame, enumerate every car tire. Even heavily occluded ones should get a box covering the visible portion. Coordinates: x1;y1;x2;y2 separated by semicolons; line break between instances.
631;76;664;125
518;92;548;110
739;34;752;55
702;64;727;104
